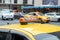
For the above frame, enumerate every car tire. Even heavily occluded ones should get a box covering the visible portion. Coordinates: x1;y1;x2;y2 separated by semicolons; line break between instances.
8;18;13;21
11;18;13;20
40;20;45;24
46;21;49;23
20;22;28;25
58;18;60;22
2;16;4;20
38;18;45;24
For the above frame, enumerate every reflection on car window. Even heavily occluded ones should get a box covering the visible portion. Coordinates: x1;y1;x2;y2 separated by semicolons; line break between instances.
49;31;60;40
11;33;29;40
0;32;7;40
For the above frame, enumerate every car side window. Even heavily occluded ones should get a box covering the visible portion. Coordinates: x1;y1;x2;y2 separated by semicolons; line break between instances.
0;30;29;40
33;13;36;16
0;32;8;40
11;30;29;40
11;33;29;40
28;13;33;15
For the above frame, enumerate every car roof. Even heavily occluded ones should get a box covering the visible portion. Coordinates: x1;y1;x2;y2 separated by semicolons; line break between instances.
0;24;60;35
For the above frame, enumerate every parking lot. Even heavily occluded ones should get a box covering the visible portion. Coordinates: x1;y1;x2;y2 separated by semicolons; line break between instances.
0;19;60;26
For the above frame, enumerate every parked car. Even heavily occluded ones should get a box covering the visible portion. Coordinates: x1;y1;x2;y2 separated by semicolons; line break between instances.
19;12;50;25
45;12;60;22
0;10;14;20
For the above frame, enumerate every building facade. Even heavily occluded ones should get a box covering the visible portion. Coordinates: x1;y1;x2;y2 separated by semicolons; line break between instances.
0;0;60;9
0;0;34;9
34;0;58;6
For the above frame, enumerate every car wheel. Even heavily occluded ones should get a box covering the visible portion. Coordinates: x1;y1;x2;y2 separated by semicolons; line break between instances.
11;18;13;20
58;18;60;22
2;16;4;20
20;22;28;25
8;18;13;21
40;20;45;24
46;21;49;23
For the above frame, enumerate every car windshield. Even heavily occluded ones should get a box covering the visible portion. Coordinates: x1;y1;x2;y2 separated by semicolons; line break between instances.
56;14;60;16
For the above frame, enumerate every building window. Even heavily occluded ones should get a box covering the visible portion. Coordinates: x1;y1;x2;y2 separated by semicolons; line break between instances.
42;0;58;5
14;0;17;3
10;0;12;3
0;0;2;3
3;0;5;3
23;0;27;4
32;0;34;5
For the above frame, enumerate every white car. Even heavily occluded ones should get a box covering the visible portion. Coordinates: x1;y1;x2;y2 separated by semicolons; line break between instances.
0;11;14;20
45;12;60;22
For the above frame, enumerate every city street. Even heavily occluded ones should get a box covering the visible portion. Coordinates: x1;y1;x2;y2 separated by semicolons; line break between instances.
0;19;19;26
0;19;60;26
0;19;60;40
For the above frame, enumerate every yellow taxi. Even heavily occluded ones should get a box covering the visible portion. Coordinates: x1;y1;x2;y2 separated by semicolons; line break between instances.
20;12;50;25
0;23;60;40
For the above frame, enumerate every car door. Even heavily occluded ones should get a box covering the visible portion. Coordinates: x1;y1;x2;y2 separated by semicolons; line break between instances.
29;13;37;21
25;13;37;21
53;14;58;21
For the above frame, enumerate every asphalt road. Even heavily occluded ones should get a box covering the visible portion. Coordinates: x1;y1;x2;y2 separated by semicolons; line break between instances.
0;19;19;26
0;19;60;26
